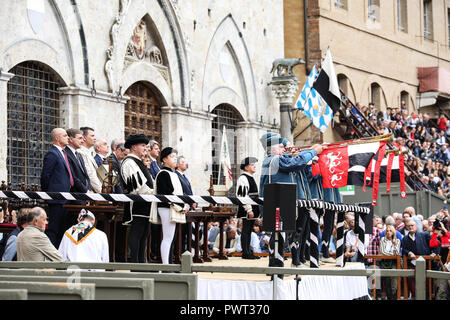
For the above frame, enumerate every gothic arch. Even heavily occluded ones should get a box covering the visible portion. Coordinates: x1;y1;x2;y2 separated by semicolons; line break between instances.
337;73;356;103
122;62;171;106
110;0;189;108
360;74;389;108
202;14;257;122
393;82;416;110
1;0;83;86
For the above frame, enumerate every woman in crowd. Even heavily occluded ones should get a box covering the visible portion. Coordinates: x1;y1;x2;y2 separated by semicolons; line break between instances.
379;225;401;300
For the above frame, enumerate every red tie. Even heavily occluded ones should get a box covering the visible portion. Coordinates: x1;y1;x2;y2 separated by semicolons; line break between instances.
62;149;74;187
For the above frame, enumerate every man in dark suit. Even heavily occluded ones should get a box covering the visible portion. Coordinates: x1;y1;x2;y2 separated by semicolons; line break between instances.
401;219;439;299
148;140;161;180
110;141;128;194
110;140;129;262
148;140;162;262
175;156;196;253
41;128;73;247
66;128;90;194
63;128;91;229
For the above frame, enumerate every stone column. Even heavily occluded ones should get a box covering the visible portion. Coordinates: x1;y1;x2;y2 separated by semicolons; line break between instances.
59;86;128;145
161;105;214;195
0;71;14;180
270;76;299;142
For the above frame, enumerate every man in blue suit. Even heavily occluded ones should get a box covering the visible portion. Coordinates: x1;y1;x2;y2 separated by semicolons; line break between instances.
148;140;161;179
175;155;196;253
41;128;73;247
401;219;439;299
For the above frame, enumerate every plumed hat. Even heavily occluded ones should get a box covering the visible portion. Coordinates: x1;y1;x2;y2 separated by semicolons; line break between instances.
124;133;149;149
240;156;258;170
259;132;282;149
160;147;178;161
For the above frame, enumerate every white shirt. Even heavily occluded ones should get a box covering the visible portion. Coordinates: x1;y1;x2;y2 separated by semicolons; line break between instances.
345;229;358;250
58;226;109;263
78;146;102;192
66;145;77;155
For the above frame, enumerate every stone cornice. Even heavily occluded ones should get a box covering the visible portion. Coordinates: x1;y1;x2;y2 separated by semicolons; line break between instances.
58;86;129;104
236;120;278;131
0;71;14;82
161;105;215;121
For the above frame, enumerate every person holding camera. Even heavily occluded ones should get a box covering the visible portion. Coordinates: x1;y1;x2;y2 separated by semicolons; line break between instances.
430;218;450;300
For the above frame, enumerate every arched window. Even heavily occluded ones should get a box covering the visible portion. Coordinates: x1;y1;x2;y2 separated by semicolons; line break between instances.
211;104;243;191
400;90;409;110
7;61;64;188
370;82;383;109
124;81;162;145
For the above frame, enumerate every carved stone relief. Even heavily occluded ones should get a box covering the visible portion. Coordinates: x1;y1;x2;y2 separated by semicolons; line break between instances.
105;0;131;93
125;18;169;85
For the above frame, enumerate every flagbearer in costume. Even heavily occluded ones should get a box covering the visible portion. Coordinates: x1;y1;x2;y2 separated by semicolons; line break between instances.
120;133;154;263
236;156;261;260
259;132;323;271
150;147;190;265
58;209;109;262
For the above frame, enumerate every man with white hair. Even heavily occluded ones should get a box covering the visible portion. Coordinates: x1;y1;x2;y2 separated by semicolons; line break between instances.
403;206;423;232
16;207;63;262
58;209;109;263
94;138;109;167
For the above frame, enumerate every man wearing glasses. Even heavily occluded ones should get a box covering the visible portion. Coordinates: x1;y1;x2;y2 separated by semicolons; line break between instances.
401;219;439;299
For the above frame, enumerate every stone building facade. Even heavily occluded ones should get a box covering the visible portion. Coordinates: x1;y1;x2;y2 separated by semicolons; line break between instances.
0;0;284;193
285;0;450;145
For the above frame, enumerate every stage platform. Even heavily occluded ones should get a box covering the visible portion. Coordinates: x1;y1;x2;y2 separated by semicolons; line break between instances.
195;257;370;300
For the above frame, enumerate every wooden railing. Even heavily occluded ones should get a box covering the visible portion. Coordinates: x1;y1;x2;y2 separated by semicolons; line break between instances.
365;254;441;300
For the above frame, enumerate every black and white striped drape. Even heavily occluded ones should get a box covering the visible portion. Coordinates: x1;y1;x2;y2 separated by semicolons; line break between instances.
335;211;346;267
0;190;370;214
354;211;366;262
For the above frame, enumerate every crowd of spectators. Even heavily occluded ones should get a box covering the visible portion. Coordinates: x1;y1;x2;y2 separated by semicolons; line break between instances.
343;205;450;300
345;101;450;197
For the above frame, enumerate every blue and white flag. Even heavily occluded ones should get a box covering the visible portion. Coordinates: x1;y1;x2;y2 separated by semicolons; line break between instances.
295;65;333;133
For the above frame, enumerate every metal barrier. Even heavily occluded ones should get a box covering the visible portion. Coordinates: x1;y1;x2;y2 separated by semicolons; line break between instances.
1;252;449;300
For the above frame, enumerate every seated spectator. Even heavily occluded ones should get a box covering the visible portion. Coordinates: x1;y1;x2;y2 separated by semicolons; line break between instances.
344;218;362;263
58;209;109;263
401;220;440;299
213;225;240;255
16;207;63;262
2;208;30;261
379;225;401;300
253;222;270;253
207;221;220;251
437;145;450;163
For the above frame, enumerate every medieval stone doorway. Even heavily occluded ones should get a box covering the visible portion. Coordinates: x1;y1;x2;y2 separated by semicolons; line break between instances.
124;81;162;145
